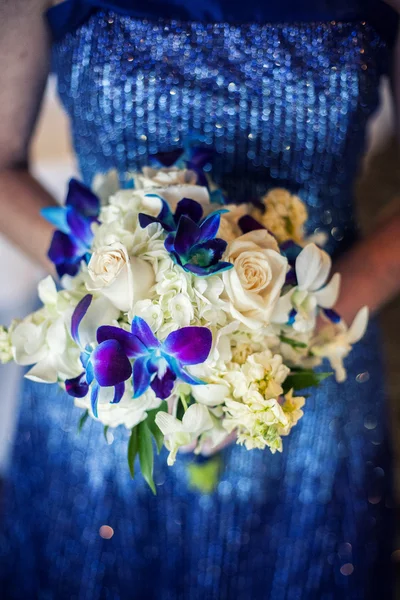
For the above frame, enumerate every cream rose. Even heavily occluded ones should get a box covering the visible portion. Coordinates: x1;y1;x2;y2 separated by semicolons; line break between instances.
222;230;288;329
87;242;154;312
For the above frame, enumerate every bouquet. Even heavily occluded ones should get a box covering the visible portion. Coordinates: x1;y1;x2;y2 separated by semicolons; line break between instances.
0;148;369;493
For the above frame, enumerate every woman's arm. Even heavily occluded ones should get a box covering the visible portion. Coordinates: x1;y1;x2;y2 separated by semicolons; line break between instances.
333;6;400;324
0;0;57;270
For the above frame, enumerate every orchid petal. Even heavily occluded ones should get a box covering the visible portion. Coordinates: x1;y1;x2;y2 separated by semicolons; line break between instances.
66;209;94;247
138;213;163;229
91;383;100;418
150;148;183;168
97;326;147;358
238;215;266;235
40;206;70;234
66;179;100;218
163;355;205;386
91;340;132;387
187;146;213;169
155;411;183;435
174;216;201;256
314;273;341;308
131;317;159;349
347;306;369;344
296;244;331;291
65;372;89;398
184;261;233;276
323;308;341;324
164;326;212;365
71;294;93;346
189;238;227;265
174;198;203;224
150;368;176;400
271;289;294;324
199;212;222;241
182;403;213;434
132;356;152;398
48;231;85;264
112;382;125;404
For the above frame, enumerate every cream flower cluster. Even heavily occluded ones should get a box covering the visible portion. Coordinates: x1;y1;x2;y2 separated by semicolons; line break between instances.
1;166;369;473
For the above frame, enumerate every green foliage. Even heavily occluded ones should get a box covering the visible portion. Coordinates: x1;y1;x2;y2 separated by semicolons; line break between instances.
146;402;167;454
137;420;156;495
279;335;308;349
187;456;223;494
77;410;89;433
127;426;139;479
282;369;332;393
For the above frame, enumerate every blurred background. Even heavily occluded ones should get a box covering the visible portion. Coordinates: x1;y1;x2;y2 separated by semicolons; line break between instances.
0;73;399;496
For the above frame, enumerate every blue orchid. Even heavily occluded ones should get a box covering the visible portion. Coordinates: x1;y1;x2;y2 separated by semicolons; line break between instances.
138;197;204;233
65;295;213;417
65;295;134;418
41;179;100;278
98;316;212;400
149;142;214;188
139;197;233;276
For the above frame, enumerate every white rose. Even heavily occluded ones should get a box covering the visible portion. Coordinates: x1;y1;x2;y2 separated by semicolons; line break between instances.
222;230;288;329
86;242;155;312
134;166;198;189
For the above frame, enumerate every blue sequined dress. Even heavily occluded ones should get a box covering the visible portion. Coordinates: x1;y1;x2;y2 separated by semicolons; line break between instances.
0;1;397;598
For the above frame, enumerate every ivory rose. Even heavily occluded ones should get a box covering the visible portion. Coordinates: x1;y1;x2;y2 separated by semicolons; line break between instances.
222;230;288;329
86;242;154;312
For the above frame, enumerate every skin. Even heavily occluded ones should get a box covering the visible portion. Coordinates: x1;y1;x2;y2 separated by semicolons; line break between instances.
0;0;399;323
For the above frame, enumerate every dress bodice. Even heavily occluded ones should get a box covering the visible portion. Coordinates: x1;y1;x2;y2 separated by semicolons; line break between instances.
49;2;394;255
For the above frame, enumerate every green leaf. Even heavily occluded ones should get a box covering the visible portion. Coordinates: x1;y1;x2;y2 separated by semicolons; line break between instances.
103;425;109;442
77;410;89;433
146;402;167;454
283;370;333;393
138;421;156;495
279;335;308;349
187;456;223;494
127;427;139;479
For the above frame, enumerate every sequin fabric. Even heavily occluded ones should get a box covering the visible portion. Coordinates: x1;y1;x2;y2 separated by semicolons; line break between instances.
0;12;393;600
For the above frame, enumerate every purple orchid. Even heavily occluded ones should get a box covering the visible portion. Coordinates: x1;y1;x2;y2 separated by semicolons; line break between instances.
65;295;213;416
41;179;100;278
139;197;232;276
139;197;205;233
65;295;133;418
98;316;212;400
149;143;214;188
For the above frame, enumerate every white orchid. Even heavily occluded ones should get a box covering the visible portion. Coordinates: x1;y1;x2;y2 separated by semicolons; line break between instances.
311;307;369;382
273;243;341;332
155;403;214;465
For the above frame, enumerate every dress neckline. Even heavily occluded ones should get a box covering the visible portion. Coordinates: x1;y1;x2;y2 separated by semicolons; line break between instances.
46;0;397;45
